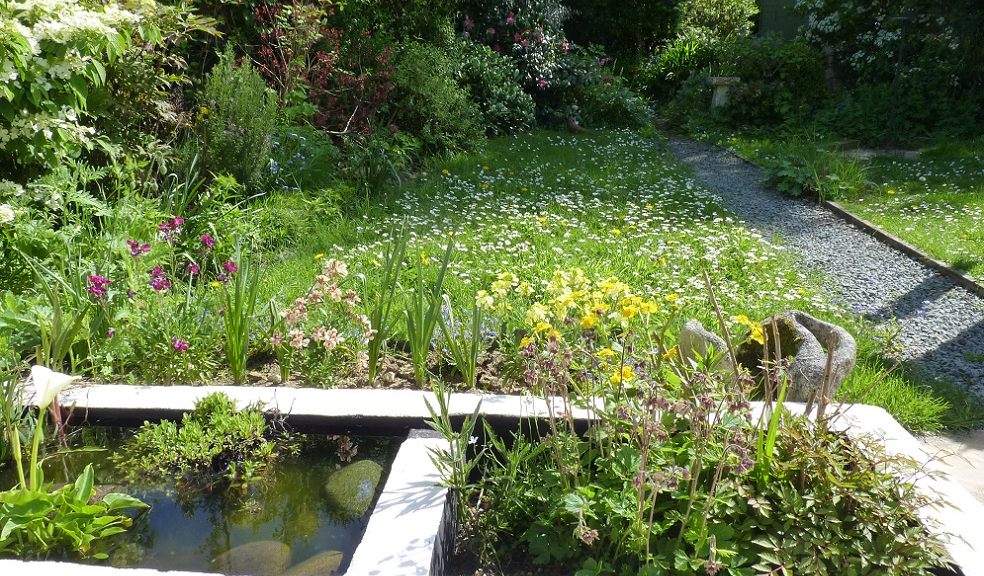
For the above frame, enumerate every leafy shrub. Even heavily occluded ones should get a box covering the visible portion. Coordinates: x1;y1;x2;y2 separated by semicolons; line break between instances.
115;392;291;491
198;48;279;189
575;73;653;129
452;41;535;136
563;0;678;57
636;29;719;101
796;0;983;140
679;0;759;40
387;42;484;155
714;35;827;127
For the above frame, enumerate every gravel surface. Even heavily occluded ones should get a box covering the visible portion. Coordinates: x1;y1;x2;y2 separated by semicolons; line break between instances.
668;138;984;398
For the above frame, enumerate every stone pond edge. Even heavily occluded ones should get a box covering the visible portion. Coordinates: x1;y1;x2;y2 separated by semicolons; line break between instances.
7;385;984;575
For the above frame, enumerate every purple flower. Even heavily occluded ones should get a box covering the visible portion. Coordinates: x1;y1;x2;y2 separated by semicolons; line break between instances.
171;337;189;352
187;262;201;276
107;328;116;338
126;240;151;258
158;216;184;242
200;234;215;249
127;289;135;299
149;267;171;292
86;274;112;299
222;261;238;275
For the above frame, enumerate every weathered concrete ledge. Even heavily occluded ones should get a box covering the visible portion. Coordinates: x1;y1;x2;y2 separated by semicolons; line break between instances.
52;384;600;434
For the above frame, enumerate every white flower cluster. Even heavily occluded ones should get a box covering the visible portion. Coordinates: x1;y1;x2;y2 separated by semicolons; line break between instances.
0;0;152;161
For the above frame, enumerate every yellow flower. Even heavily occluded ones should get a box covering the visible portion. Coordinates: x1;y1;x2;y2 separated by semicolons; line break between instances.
481;182;491;190
371;258;381;268
663;346;678;361
580;314;599;329
519;335;535;348
210;280;221;289
645;203;653;210
597;348;616;358
886;188;897;195
516;282;534;297
664;293;680;303
441;168;450;175
733;315;764;345
538;216;549;226
620;305;639;319
521;186;529;192
475;290;494;309
482;165;489;171
533;321;552;334
314;253;325;260
609;365;635;385
611;228;622;236
526;302;550;325
639;300;660;314
420;254;430;265
199;106;209;116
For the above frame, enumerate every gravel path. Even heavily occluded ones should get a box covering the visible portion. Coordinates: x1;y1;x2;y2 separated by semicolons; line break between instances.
668;138;984;398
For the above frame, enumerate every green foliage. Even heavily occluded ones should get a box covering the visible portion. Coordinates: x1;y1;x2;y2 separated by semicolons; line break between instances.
221;252;259;384
198;48;279;189
438;295;485;389
678;0;758;40
715;35;827;127
0;464;148;560
636;30;719;101
452;41;535;136
365;227;408;384
564;0;678;57
115;392;289;491
432;309;949;574
575;72;654;129
388;43;484;156
405;235;455;386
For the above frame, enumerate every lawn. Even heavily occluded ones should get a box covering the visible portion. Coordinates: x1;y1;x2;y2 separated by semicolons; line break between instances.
254;129;981;432
836;139;984;280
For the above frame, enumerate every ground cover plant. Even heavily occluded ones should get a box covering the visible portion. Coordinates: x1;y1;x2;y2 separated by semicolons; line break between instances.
427;292;950;575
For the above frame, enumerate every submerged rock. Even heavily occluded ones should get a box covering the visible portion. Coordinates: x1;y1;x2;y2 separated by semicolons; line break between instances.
212;540;292;575
324;460;383;518
282;550;344;576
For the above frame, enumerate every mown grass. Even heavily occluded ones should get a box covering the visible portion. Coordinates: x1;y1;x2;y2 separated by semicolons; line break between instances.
836;137;984;281
254;129;983;432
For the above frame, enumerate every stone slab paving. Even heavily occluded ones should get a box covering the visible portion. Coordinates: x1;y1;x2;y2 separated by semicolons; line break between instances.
919;431;984;504
668;138;984;398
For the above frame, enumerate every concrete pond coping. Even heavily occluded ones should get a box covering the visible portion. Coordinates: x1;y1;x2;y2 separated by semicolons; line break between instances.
6;384;984;575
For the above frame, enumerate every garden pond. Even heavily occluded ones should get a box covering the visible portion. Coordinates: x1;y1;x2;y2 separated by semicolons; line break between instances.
0;430;400;575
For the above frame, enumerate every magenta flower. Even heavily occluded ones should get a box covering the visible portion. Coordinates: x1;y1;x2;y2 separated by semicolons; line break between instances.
171;337;189;352
86;274;111;299
158;216;184;242
222;261;238;275
506;13;515;25
463;16;473;29
187;262;201;276
200;234;215;249
149;267;171;292
126;240;151;258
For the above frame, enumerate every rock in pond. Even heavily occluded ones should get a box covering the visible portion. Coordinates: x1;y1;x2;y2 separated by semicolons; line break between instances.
282;551;344;576
324;460;383;518
211;540;292;575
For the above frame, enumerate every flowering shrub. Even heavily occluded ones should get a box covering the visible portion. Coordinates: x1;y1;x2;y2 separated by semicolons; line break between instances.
268;257;372;382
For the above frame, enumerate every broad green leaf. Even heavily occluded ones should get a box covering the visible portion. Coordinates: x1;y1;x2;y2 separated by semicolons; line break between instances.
73;464;94;505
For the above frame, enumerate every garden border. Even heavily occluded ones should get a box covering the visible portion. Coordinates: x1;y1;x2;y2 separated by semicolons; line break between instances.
720;143;984;300
10;385;984;575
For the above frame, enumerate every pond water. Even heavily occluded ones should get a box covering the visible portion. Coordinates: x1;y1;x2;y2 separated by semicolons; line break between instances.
0;430;400;575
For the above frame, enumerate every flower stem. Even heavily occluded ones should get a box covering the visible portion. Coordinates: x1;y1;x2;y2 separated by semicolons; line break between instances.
28;407;46;491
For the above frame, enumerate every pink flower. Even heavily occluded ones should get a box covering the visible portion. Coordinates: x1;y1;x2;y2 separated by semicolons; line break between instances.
107;328;116;338
158;216;184;242
149;267;171;292
463;16;474;29
270;332;283;347
514;32;521;42
562;41;570;54
506;13;515;25
127;240;151;258
200;234;215;249
537;78;548;89
326;284;342;302
222;261;238;275
187;262;200;276
322;259;348;279
321;328;343;352
288;329;309;350
86;274;112;299
172;337;189;352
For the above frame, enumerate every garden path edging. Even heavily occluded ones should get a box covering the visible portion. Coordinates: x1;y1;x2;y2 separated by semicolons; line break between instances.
668;137;984;397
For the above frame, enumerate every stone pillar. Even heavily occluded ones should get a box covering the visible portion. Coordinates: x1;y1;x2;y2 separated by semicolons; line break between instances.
707;76;740;108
